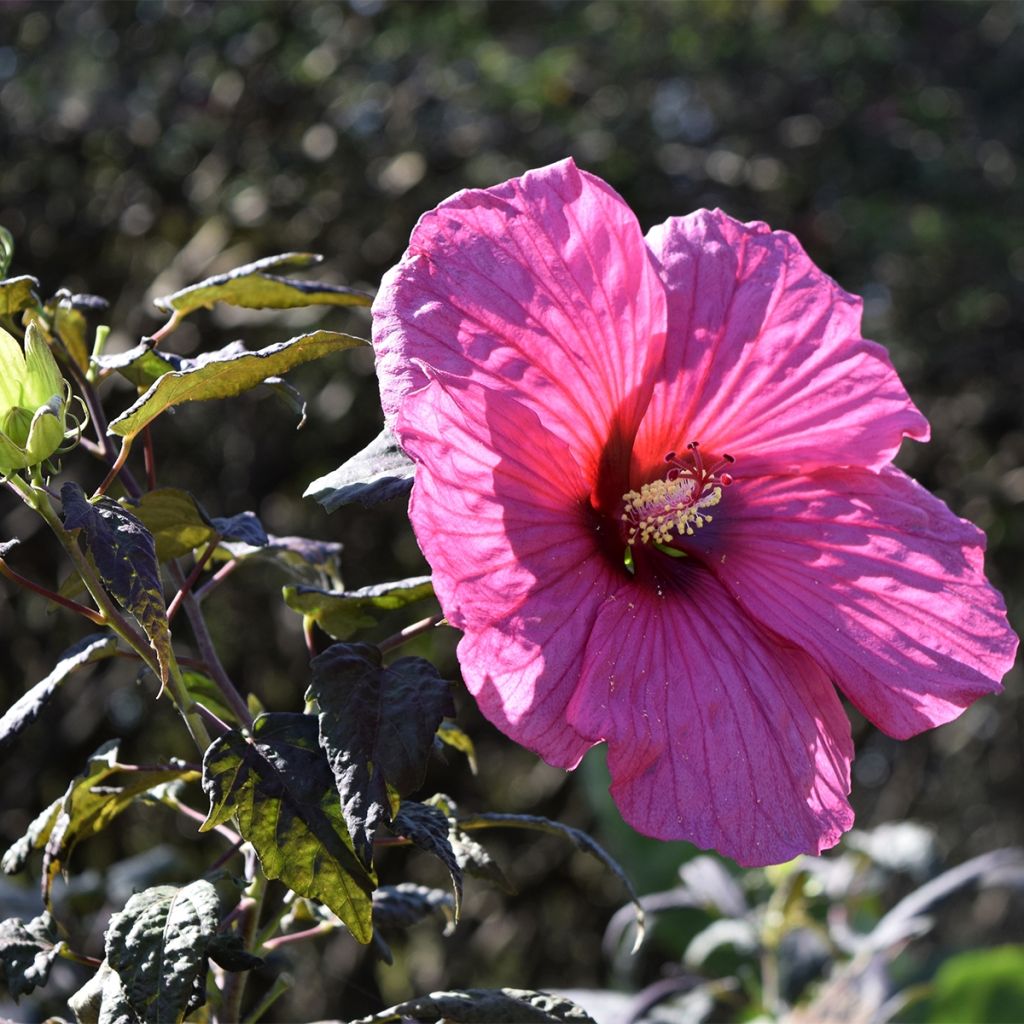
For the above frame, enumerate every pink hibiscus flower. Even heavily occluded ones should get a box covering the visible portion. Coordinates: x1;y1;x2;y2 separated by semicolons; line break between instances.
372;158;1018;867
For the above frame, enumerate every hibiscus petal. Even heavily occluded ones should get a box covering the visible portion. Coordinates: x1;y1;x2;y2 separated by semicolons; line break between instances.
565;567;854;867
398;368;612;768
637;211;928;478
693;468;1017;739
374;158;667;480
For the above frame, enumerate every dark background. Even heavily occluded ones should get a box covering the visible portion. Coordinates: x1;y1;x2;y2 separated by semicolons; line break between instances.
0;2;1021;1020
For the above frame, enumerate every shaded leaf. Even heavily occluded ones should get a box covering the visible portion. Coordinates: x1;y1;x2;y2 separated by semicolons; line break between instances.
308;643;453;864
61;482;171;688
305;426;414;512
285;576;434;641
200;712;376;943
372;883;454;932
350;988;597;1023
391;801;462;919
152;251;372;314
182;669;244;729
210;510;267;547
205;933;264;972
107;330;368;441
0;911;61;999
104;880;220;1024
1;797;62;875
34;741;196;901
0;275;40;316
0;633;119;754
449;827;514;895
123;488;215;563
929;945;1024;1024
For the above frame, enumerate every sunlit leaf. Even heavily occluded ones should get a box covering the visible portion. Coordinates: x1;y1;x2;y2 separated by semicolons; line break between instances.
152;251;372;314
435;722;477;774
304;426;414;512
107;330;367;441
350;988;597;1023
0;276;40;316
93;340;177;388
104;880;221;1023
200;712;376;943
0;633;119;754
61;482;171;688
284;576;434;641
0;226;13;278
0;911;61;999
308;643;453;865
53;303;89;373
69;958;137;1024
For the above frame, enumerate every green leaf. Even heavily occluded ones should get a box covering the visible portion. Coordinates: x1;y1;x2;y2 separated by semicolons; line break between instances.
104;880;221;1024
0;275;40;317
200;712;376;943
929;945;1024;1023
182;669;244;729
152;251;372;315
284;576;434;641
308;643;453;864
0;225;13;278
436;722;478;774
350;988;597;1024
304;426;414;512
0;743;195;894
61;482;172;688
0;633;119;754
93;340;177;388
0;911;61;999
124;488;216;563
391;801;463;919
53;303;90;374
107;330;368;442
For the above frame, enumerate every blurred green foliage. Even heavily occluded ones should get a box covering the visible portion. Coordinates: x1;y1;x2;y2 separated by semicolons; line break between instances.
0;0;1021;1020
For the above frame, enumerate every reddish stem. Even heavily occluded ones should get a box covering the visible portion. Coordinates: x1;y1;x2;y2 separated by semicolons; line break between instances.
0;556;106;626
167;539;219;624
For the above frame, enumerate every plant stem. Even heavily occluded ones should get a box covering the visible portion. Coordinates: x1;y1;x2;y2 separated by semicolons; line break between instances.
219;872;266;1024
0;555;107;625
169;561;253;728
260;922;334;952
243;973;292;1024
95;437;133;497
149;309;183;346
195;558;240;602
167;539;219;624
377;613;444;654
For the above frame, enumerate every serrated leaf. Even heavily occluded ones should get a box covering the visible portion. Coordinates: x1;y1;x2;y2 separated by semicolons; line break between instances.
391;801;462;919
0;633;119;754
61;483;171;688
152;251;372;314
2;797;62;875
200;712;375;943
123;488;216;563
0;275;40;316
107;330;368;441
104;880;220;1024
456;812;645;951
436;722;477;774
285;576;434;641
0;911;61;999
351;988;597;1024
34;741;198;901
304;426;414;512
308;643;453;865
69;959;138;1024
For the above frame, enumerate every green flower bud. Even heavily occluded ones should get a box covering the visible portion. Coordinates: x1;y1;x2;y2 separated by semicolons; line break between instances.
0;323;81;474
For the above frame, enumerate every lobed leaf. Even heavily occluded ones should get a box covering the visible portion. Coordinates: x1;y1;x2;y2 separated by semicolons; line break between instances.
390;801;463;919
304;425;414;511
104;880;221;1023
152;251;372;314
285;576;434;641
0;633;119;754
61;482;171;687
350;988;597;1023
0;911;61;999
123;488;217;563
107;329;368;441
0;275;40;316
200;712;376;943
308;642;453;865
